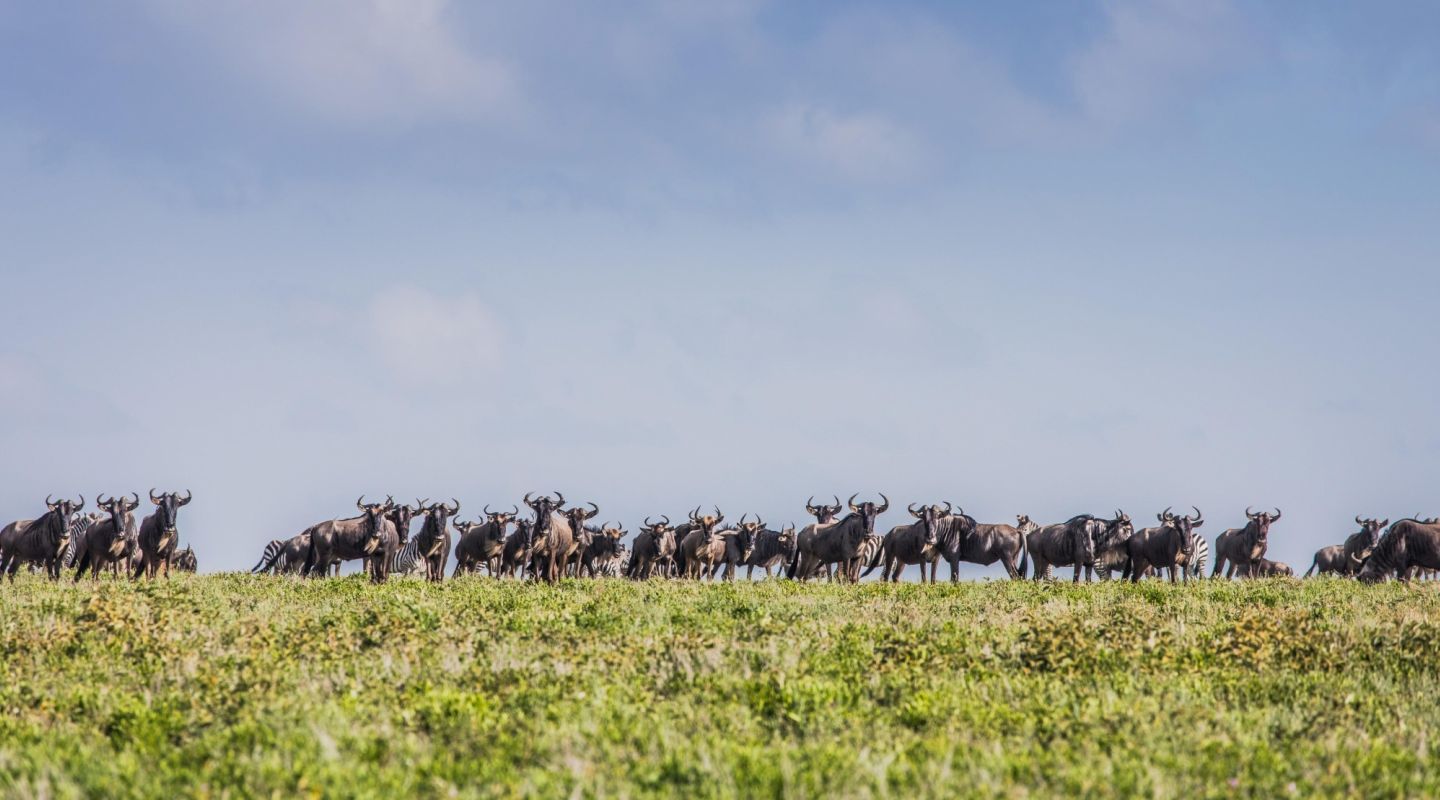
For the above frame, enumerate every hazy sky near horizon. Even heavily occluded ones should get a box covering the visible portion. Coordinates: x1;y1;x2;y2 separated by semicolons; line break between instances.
3;1;1439;573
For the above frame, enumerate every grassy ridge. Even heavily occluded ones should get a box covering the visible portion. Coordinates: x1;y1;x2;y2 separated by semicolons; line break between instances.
1;576;1438;798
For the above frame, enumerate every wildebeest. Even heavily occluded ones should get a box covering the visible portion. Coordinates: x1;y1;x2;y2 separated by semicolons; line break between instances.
1358;518;1440;583
580;522;626;577
72;494;139;581
868;504;943;583
627;516;676;580
705;514;762;580
1305;516;1387;577
251;534;319;575
1125;507;1203;583
1211;507;1281;579
0;495;84;580
933;507;1031;581
744;523;796;579
677;507;731;580
453;504;517;576
302;496;395;582
562;502;601;577
410;499;459;582
524;492;573;583
789;494;888;582
131;489;193;579
1027;514;1108;583
173;545;197;573
375;499;421;579
499;519;534;578
1244;558;1294;578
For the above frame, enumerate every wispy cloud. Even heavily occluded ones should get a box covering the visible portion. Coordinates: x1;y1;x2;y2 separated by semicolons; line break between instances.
369;286;504;382
765;104;927;182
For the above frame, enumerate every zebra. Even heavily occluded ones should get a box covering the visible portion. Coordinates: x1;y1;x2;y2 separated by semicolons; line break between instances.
62;512;104;569
390;537;430;578
250;539;287;574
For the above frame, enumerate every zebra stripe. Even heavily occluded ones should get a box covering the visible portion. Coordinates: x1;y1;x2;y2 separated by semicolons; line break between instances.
1186;533;1209;578
390;537;428;577
250;539;287;574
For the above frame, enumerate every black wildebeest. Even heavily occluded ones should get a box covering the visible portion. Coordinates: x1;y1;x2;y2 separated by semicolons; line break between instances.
933;506;1032;581
524;492;573;583
1211;507;1281;579
627;516;676;579
132;489;192;579
1027;514;1108;583
744;523;796;579
72;493;139;581
1125;507;1203;583
411;499;459;582
790;494;888;582
303;496;395;583
453;504;517;576
0;495;83;580
1359;518;1440;583
1305;516;1387;577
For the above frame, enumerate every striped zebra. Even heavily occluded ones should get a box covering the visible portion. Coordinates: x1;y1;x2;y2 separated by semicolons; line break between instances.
61;512;104;569
1184;532;1209;579
389;537;430;578
250;539;287;574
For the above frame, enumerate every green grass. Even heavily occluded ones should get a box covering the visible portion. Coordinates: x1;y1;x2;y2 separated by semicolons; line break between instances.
2;575;1439;798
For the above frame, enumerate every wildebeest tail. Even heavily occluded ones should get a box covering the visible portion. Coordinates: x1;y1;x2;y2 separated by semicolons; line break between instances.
786;540;801;579
1016;532;1029;579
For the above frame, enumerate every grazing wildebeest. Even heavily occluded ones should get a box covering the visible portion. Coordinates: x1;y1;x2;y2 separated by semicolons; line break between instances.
1027;514;1108;583
524;492;573;583
0;495;84;580
410;499;459;582
453;505;517;576
303;496;395;583
1305;517;1387;577
72;494;139;581
173;545;197;573
1125;507;1203;583
744;523;796;579
1211;507;1281;579
627;516;676;579
789;494;888;582
132;489;193;579
933;506;1031;581
677;507;729;580
1359;518;1440;583
562;502;601;577
581;522;626;577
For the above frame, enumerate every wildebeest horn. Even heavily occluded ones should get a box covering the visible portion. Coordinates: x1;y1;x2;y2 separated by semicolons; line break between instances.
806;496;818;514
45;494;55;508
689;505;701;522
448;498;460;515
643;516;657;528
585;501;599;519
876;493;889;513
942;501;952;515
1159;506;1173;523
1189;507;1203;524
1356;515;1365;526
150;488;162;503
415;498;430;510
756;517;766;529
848;493;860;512
484;504;494;516
1271;508;1282;521
510;505;519;517
179;489;192;505
1245;506;1257;519
127;492;140;510
831;495;841;509
713;506;724;524
1379;518;1389;528
356;495;367;511
73;494;84;511
660;515;670;526
739;513;749;527
97;494;112;507
908;503;921;518
552;491;565;508
523;492;536;509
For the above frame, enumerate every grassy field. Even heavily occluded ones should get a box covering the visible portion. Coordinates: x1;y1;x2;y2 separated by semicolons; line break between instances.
2;576;1439;798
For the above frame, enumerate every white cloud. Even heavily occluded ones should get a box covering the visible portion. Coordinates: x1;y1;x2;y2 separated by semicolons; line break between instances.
143;0;516;127
369;286;503;382
766;104;926;182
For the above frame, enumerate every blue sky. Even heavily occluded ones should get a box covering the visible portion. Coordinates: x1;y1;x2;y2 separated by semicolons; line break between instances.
2;1;1439;573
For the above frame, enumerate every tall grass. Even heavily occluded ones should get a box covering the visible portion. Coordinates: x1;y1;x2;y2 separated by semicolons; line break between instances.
1;575;1437;798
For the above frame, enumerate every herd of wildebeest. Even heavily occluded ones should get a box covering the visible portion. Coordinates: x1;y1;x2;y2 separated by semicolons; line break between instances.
4;489;1440;585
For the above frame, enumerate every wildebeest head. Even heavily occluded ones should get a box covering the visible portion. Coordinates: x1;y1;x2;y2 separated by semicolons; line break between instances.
1098;509;1134;550
778;523;797;547
418;498;460;535
484;504;520;542
593;522;626;559
689;506;725;543
45;493;84;531
907;501;946;546
524;491;566;540
148;488;192;534
1244;506;1282;546
386;499;422;546
355;495;393;550
848;493;889;537
565;501;600;534
97;493;139;528
1161;506;1203;557
735;514;764;560
514;518;534;546
641;515;672;540
1356;516;1388;550
805;495;844;524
